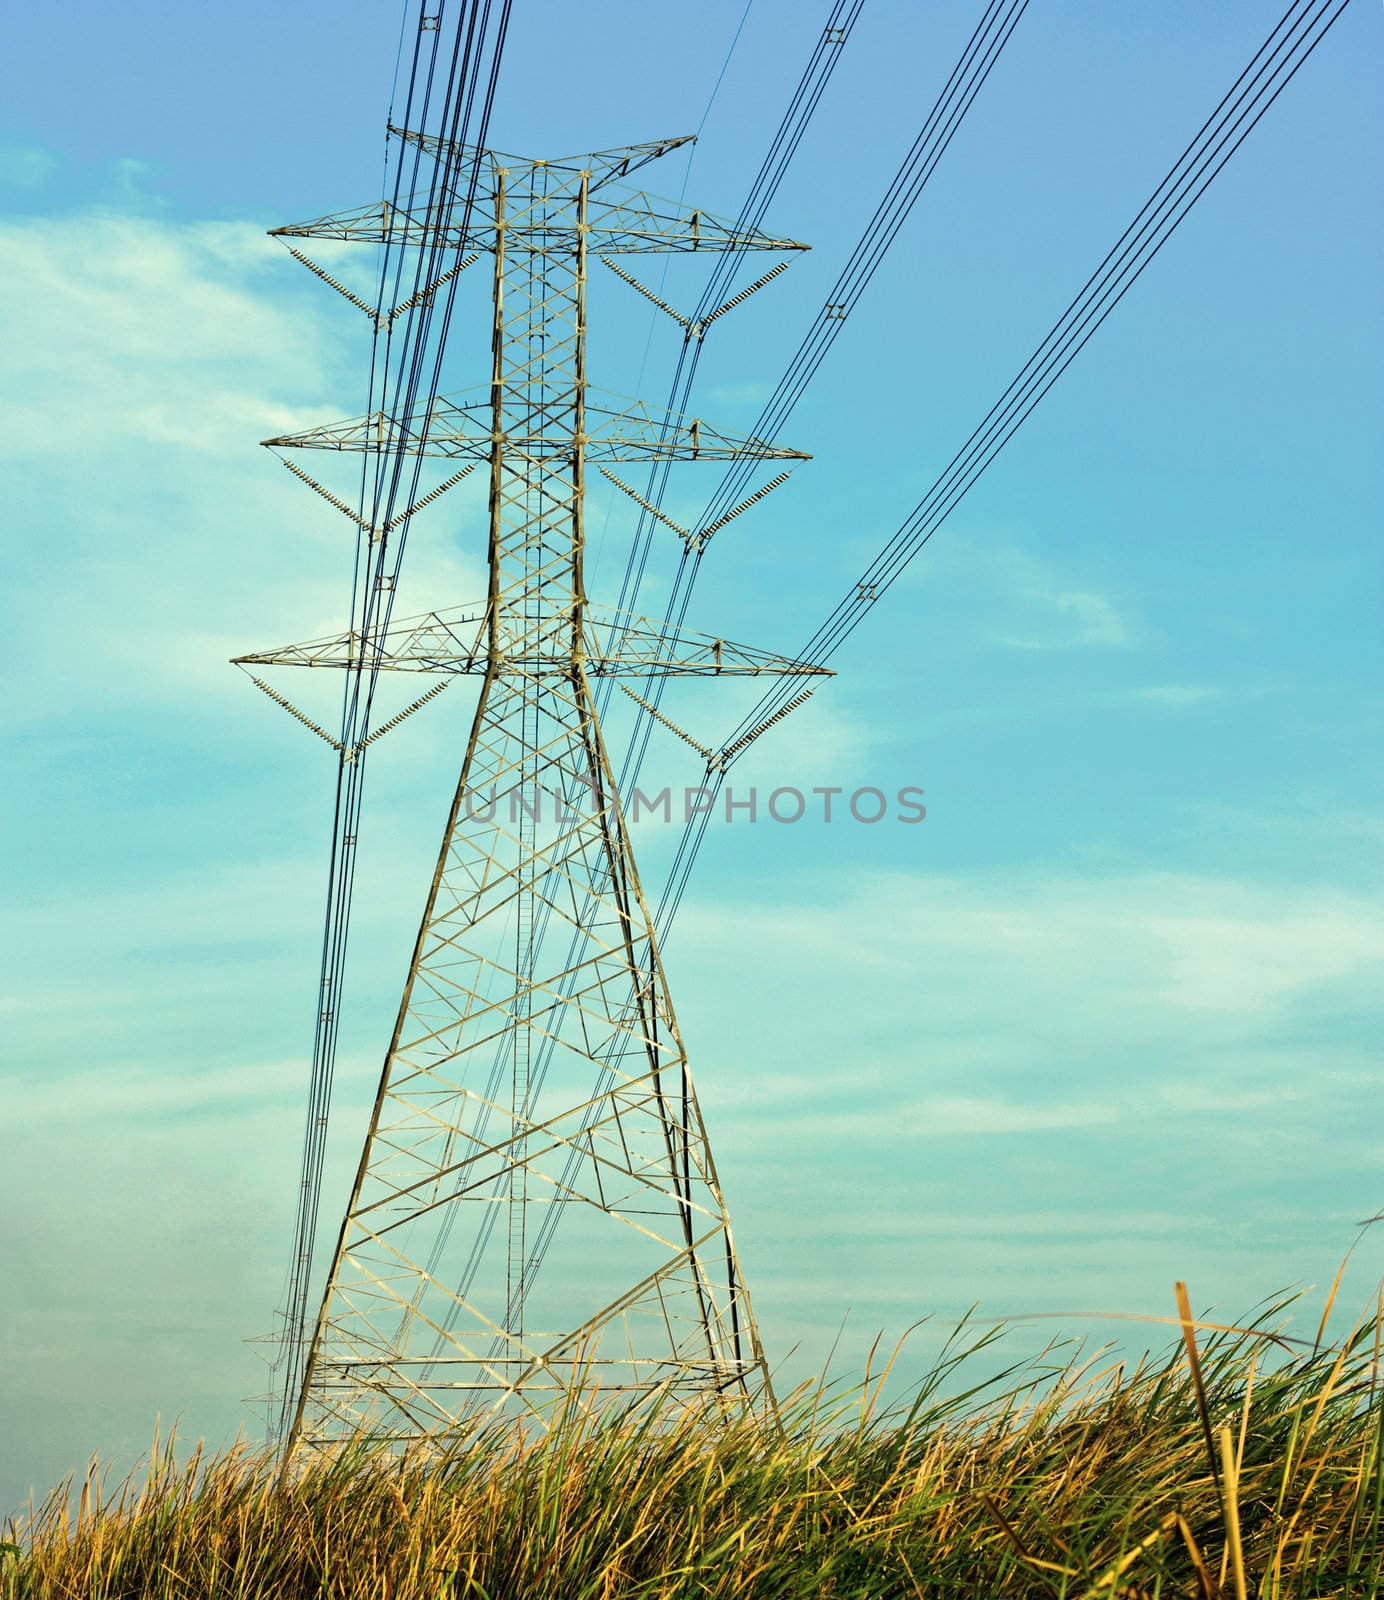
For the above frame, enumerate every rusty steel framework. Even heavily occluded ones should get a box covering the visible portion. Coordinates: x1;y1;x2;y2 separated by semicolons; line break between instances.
240;134;828;1454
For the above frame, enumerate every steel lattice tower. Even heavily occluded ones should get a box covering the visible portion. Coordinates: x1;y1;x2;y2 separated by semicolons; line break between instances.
240;135;824;1454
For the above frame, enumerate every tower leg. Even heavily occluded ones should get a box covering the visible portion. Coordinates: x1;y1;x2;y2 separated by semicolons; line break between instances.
287;666;770;1451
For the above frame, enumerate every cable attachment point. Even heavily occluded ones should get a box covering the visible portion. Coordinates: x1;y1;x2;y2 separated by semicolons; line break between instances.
285;247;379;320
282;244;479;333
244;673;344;753
688;471;792;554
381;463;477;535
716;687;816;768
384;251;481;328
597;256;690;328
598;466;690;540
278;457;475;543
351;678;452;759
617;683;716;765
699;260;793;335
277;456;375;533
240;669;451;761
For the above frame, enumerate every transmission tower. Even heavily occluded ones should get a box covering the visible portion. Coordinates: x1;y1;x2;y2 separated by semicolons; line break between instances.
238;134;826;1454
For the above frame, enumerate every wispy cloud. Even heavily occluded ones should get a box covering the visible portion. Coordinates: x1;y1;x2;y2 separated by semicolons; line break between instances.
705;380;772;409
676;862;1384;1164
791;1093;1124;1137
1127;683;1225;707
0;213;332;457
1002;586;1131;650
0;144;58;190
911;538;1137;652
0;207;487;731
8;1059;304;1125
685;867;1384;1022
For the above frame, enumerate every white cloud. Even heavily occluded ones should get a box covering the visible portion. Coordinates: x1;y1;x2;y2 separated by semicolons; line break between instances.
1000;584;1131;650
705;380;772;409
1128;683;1225;707
1007;586;1130;649
913;537;1137;652
7;1059;302;1125
0;213;335;456
0;206;487;733
675;864;1384;1114
0;144;58;190
793;1093;1123;1137
1141;891;1384;1013
1153;1079;1304;1114
718;867;1382;1009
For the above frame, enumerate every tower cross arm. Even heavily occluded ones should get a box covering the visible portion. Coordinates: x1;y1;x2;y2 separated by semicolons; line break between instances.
268;191;807;256
232;603;833;681
262;393;810;464
269;197;495;250
387;127;697;192
581;192;808;254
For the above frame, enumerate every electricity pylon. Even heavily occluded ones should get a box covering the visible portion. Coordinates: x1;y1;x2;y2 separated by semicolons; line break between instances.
240;135;825;1455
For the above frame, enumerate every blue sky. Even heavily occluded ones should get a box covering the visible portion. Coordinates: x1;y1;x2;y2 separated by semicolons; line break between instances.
2;0;1381;1509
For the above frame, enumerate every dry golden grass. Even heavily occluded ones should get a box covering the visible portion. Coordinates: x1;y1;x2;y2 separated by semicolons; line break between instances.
4;1286;1380;1597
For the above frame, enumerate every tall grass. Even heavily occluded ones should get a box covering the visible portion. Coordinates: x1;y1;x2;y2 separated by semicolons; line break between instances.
5;1289;1381;1598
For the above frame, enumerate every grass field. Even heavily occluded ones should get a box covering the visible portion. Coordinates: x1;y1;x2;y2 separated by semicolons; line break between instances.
5;1284;1381;1598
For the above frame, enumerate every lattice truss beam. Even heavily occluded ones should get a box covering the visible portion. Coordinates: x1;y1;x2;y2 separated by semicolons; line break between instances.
262;392;802;463
270;133;810;256
235;601;829;679
259;135;822;1454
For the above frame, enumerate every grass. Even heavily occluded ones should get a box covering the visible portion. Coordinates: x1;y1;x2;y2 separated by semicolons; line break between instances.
4;1285;1382;1598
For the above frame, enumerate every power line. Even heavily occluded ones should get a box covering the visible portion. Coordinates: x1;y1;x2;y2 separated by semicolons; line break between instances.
419;0;867;1368
603;1;868;655
609;0;1029;839
650;0;1355;947
697;0;1030;540
495;0;1030;1326
270;0;512;1444
697;0;757;135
